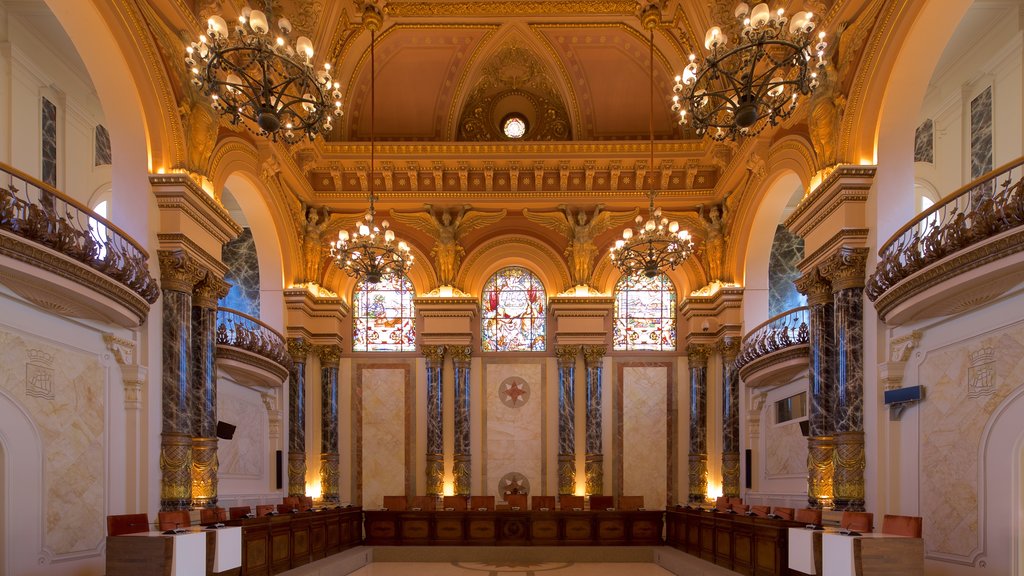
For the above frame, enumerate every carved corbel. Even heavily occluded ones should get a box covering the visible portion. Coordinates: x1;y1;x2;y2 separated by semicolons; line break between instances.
609;161;621;192
534;162;545;191
262;391;282;441
584;161;596;192
432;162;444;191
559;161;570;191
509;161;520;193
881;331;923;419
458;162;470;191
747;392;767;440
659;160;673;191
483;162;495;192
104;333;147;410
635;159;648;191
380;161;394;192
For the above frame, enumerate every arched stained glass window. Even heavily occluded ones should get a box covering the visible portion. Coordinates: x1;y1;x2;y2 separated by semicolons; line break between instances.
613;273;676;351
481;266;546;352
352;275;416;352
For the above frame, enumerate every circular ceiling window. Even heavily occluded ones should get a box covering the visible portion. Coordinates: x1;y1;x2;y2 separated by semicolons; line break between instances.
501;113;528;139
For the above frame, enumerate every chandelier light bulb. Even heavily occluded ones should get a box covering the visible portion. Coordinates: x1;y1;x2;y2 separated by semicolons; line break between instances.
669;221;679;233
359;224;370;236
278;17;292;34
338;230;349;242
750;3;770;27
734;2;750;19
208;15;228;38
248;10;268;34
623;228;634;240
296;36;314;59
384;229;395;242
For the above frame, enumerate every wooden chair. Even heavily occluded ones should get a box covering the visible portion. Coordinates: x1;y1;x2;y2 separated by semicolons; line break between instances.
276;504;294;514
773;507;794;520
229;506;253;519
107;513;149;536
410;495;436;511
382;496;407;511
731;502;750;514
881;514;922;538
715;496;730;512
560;495;585;511
750;505;771;517
255;504;276;517
442;495;468;511
795;508;822;526
618;496;644;511
590;495;614;510
531;495;556;510
199;507;227;524
282;496;301;510
840;511;874;532
157;510;191;531
470;496;495;511
299;495;314;510
505;494;527;509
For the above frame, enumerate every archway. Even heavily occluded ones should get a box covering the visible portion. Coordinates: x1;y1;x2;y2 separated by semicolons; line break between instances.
0;392;43;576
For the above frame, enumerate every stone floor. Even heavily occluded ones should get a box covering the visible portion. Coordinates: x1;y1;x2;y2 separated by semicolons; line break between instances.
347;561;674;575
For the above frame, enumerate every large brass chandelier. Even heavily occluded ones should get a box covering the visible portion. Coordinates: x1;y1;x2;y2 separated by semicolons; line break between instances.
671;2;826;141
185;1;342;141
330;6;413;285
609;6;694;279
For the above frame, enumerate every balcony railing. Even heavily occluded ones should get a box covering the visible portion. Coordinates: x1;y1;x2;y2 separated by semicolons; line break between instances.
867;156;1024;302
735;306;809;370
0;162;159;304
216;308;292;371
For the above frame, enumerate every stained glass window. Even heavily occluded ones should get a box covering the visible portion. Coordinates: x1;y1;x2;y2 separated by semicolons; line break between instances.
481;266;546;352
352;275;416;352
613;273;676;351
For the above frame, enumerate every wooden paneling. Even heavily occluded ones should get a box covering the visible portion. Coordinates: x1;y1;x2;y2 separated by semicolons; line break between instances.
666;508;802;576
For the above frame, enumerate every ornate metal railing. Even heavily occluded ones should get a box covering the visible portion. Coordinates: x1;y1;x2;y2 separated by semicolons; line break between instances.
867;156;1024;301
735;306;809;370
216;308;292;370
0;162;159;303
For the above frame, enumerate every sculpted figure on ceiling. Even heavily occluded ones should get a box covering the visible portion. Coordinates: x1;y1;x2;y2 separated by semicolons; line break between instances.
285;194;363;287
523;205;638;288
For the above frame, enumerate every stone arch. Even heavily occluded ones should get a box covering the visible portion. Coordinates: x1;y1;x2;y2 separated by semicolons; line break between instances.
0;391;43;576
975;384;1024;574
460;236;569;297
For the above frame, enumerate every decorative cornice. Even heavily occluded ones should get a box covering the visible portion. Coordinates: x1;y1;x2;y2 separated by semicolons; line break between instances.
156;233;229;279
287;337;313;363
383;0;639;17
820;247;869;291
582;344;606;366
316;344;343;365
738;345;810;386
784;165;876;237
150;173;243;243
686;343;711;367
216;345;290;385
157;249;206;293
800;228;870;272
103;333;136;366
555;344;581;366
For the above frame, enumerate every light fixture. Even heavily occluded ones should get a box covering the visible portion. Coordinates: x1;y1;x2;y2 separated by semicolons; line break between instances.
671;2;826;141
501;113;528;139
329;5;413;285
185;1;342;142
609;6;694;279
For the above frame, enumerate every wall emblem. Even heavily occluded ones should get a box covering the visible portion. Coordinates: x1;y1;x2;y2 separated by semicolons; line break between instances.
26;349;55;400
498;472;530;499
967;346;996;399
499;376;530;408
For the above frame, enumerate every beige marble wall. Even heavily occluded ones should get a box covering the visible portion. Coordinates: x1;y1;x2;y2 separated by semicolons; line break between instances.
765;420;806;477
919;321;1024;562
218;382;266;477
361;368;407;509
0;329;104;556
622;366;667;508
483;362;544;501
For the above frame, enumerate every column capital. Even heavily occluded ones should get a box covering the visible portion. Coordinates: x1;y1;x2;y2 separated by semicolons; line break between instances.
794;269;832;305
717;335;740;361
820;246;869;291
287;337;313;362
193;272;231;309
447;344;472;366
315;344;342;365
555;345;580;366
686;343;711;367
421;344;446;365
158;249;207;293
582;344;606;367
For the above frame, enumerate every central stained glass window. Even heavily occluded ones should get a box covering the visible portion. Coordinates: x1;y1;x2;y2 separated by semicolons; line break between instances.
352;275;416;352
481;266;546;352
613;272;676;351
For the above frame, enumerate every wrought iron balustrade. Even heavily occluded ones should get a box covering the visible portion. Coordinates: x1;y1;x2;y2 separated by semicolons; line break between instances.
867;156;1024;301
216;308;292;370
736;306;809;370
0;162;159;303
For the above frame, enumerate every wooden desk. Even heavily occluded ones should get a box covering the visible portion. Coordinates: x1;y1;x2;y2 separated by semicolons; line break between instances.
665;507;802;576
106;530;206;576
821;532;924;576
226;507;362;576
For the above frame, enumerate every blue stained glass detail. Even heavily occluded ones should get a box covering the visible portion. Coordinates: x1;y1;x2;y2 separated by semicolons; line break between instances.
480;266;546;352
613;273;676;351
352;275;416;352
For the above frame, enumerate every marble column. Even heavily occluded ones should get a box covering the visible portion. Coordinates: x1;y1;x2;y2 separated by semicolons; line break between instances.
822;247;869;512
190;273;230;508
687;344;711;503
287;337;312;497
450;345;472;495
317;344;342;503
795;270;835;508
718;336;741;499
555;345;580;495
157;250;206;511
422;345;445;496
582;345;605;495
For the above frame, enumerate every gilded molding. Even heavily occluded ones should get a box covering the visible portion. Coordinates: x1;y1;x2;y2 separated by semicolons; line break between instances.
717;335;740;361
722;451;740;499
193;272;231;309
686;343;711;367
807;435;835;508
581;344;606;366
456;235;570;292
288;452;307;497
555;344;580;366
383;1;639;17
421;344;446;365
287;337;313;362
160;432;193;510
687;452;707;502
158;249;207;293
794;269;832;306
819;247;869;291
453;455;471;496
426;456;444;496
832;431;866;511
585;454;603;496
320;452;340;503
447;345;472;366
316;344;343;365
215;345;291;384
151;174;244;242
190;436;218;507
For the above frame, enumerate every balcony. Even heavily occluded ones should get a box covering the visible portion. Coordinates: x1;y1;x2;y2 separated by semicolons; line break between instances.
867;157;1024;325
736;307;809;388
216;308;292;388
0;162;159;327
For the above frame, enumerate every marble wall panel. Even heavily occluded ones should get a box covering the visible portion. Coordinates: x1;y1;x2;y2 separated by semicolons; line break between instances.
217;383;266;477
622;366;668;508
768;226;806;317
0;329;104;555
41;97;56;187
94;124;112;166
919;321;1024;562
914;119;934;163
484;362;543;501
970;86;993;181
221;228;261;317
765;421;806;477
361;368;407;509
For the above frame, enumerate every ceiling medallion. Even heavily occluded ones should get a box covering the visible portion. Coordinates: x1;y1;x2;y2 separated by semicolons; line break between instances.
502;113;528;139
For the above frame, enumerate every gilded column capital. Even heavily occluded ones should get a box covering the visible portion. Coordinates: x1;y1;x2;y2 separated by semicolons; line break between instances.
717;336;740;362
794;269;832;306
157;249;207;293
582;345;606;367
316;344;342;365
287;337;313;362
421;344;446;366
447;345;472;367
820;247;869;291
193;272;231;309
555;345;580;367
686;343;711;367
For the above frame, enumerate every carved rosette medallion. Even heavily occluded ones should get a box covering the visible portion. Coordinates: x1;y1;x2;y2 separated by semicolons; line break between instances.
160;432;193;510
807;435;835;508
191;436;218;507
832;431;866;511
288;452;307;497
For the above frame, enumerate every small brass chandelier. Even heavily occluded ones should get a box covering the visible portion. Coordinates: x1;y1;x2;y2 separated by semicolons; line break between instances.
671;2;826;141
185;0;343;141
609;6;694;278
330;6;413;284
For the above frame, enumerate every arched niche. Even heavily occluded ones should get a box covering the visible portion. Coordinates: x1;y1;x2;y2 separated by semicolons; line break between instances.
0;391;43;576
975;385;1024;574
459;235;569;298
